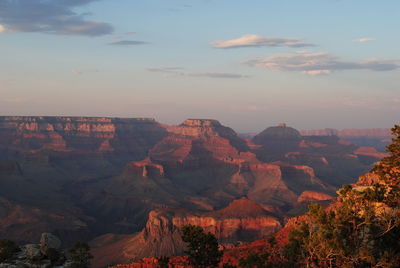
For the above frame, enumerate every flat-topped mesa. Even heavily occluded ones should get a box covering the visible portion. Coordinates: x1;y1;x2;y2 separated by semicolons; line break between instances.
181;119;222;128
167;119;226;137
0;116;167;155
160;119;250;159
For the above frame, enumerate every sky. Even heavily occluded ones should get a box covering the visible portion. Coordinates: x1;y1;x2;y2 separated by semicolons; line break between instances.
0;0;399;132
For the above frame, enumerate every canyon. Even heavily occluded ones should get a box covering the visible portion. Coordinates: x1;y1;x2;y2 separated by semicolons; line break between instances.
0;116;387;266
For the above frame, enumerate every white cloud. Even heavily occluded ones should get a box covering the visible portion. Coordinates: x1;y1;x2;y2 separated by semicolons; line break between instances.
301;70;332;76
244;51;400;75
147;67;249;79
354;37;376;43
212;34;314;49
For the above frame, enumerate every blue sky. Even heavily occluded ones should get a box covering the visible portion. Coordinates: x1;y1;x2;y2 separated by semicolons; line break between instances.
0;0;399;132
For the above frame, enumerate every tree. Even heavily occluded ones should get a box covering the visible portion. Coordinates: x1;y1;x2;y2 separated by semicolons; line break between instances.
373;125;400;205
157;256;169;268
181;225;223;268
283;125;400;267
239;252;271;268
0;239;18;262
68;241;93;268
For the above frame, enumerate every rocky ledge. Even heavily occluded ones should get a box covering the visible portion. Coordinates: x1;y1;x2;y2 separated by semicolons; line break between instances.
0;233;73;268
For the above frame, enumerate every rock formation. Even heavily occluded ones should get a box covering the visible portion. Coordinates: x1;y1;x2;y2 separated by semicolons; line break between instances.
300;128;392;152
0;233;72;268
0;116;385;266
91;198;281;267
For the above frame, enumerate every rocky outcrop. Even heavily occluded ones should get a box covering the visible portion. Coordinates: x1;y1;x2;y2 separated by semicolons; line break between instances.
0;233;68;268
39;233;61;255
354;146;388;159
0;117;385;254
297;191;334;203
0;116;167;156
91;198;281;267
300;128;392;152
253;124;302;156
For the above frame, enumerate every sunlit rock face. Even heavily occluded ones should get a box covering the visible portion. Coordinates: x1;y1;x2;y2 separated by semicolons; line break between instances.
251;123;381;188
0;116;167;155
0;116;383;256
91;198;282;268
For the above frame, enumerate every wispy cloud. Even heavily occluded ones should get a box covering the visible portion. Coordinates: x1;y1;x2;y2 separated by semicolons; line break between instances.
147;67;249;79
72;69;99;75
354;37;376;43
109;40;149;46
212;34;314;49
244;51;400;75
0;0;113;36
106;31;136;40
107;35;123;40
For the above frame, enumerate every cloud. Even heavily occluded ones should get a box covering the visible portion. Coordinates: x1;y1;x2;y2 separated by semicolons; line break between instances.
354;37;376;43
244;51;400;75
0;24;4;32
0;0;113;36
72;69;99;75
109;40;149;46
106;31;136;40
212;34;314;49
301;70;332;76
147;67;249;79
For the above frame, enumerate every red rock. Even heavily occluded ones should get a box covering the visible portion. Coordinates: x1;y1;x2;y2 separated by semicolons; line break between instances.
91;198;281;267
297;191;334;203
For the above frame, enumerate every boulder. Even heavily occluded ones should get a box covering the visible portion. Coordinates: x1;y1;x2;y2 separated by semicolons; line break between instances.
25;244;42;261
39;233;61;255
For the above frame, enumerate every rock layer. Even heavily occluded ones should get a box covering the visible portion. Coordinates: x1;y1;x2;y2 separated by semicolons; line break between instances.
91;198;281;267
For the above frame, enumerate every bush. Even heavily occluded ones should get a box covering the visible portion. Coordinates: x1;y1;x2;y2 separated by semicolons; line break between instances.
157;256;169;268
68;241;93;268
0;239;19;262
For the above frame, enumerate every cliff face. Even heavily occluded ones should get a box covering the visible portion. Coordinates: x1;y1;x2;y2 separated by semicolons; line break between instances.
0;116;170;241
0;117;384;258
91;198;282;268
252;125;382;188
0;116;167;156
300;128;392;152
300;128;391;138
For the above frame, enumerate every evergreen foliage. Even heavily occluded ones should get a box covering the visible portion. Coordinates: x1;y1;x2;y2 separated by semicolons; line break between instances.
181;225;223;268
283;125;400;267
68;241;93;268
157;256;169;268
0;239;19;262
